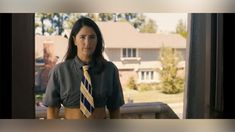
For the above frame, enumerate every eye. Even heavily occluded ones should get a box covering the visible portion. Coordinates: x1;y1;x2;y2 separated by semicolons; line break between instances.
79;35;86;39
89;35;96;39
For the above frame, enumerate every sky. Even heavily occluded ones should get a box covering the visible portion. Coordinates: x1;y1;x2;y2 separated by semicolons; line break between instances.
143;13;188;33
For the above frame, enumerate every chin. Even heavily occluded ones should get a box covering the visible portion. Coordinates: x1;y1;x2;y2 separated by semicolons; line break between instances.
83;52;93;57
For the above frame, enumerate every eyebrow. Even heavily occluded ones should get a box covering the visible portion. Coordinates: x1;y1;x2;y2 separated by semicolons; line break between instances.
78;35;97;38
79;34;96;36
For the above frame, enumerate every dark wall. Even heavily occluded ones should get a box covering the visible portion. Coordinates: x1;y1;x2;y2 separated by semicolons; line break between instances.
0;14;12;118
0;14;35;118
223;14;235;118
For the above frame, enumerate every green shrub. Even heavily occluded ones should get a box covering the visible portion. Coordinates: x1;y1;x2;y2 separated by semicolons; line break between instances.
137;83;161;91
160;77;184;94
127;76;137;90
35;94;43;101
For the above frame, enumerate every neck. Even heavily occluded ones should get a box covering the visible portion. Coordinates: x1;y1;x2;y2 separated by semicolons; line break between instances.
77;55;92;64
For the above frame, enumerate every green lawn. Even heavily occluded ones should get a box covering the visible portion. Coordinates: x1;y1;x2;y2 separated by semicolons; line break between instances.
123;89;184;104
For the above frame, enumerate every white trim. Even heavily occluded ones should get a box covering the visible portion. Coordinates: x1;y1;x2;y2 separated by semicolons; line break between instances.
138;70;160;83
183;13;191;119
121;48;138;58
120;57;141;61
136;48;139;59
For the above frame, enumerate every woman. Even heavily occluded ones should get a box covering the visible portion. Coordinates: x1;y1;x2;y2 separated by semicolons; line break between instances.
43;17;125;119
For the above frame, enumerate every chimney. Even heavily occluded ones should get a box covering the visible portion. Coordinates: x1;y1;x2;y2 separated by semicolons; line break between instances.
43;40;56;66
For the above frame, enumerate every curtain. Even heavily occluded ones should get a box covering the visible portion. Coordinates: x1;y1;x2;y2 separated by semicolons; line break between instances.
185;13;224;118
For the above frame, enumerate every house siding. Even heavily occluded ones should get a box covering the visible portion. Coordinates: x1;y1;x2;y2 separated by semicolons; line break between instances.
104;48;120;61
119;69;137;89
139;49;160;61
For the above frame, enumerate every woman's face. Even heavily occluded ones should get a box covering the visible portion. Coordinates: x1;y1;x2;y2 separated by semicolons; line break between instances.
73;26;97;60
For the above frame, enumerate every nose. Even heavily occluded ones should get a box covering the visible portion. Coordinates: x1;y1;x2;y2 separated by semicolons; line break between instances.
84;37;91;46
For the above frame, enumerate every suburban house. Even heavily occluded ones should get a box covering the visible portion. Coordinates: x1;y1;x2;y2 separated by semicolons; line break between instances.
35;21;186;89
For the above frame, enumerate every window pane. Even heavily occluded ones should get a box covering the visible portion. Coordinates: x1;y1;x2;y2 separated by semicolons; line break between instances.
128;48;131;57
151;71;154;80
123;48;126;57
141;71;144;80
133;49;136;57
146;71;149;80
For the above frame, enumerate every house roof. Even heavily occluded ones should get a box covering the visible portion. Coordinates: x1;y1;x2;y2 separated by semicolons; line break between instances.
134;33;186;49
96;22;139;48
64;21;186;49
98;22;186;49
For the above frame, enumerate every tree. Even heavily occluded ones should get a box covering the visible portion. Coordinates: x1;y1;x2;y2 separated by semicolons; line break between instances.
65;13;81;29
85;13;98;21
139;19;157;33
51;13;69;35
131;14;145;29
176;19;187;38
35;13;158;35
35;13;51;35
129;14;157;33
35;13;69;35
98;13;114;21
95;13;158;33
159;46;184;94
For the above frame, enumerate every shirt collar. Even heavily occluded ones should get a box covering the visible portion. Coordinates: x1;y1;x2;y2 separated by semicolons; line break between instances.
74;56;95;70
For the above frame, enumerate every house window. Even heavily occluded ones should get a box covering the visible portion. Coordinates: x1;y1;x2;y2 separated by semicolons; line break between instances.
146;71;149;80
140;71;154;81
141;71;145;80
139;71;160;83
150;71;154;80
122;48;137;58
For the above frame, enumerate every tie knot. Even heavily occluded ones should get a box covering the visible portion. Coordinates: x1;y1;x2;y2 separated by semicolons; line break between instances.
82;65;89;71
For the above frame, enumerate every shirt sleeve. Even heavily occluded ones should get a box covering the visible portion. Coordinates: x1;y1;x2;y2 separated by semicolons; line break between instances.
43;66;61;108
107;64;125;110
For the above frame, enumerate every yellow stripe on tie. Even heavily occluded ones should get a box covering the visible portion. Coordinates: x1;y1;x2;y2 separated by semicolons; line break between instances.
83;72;91;85
80;83;94;107
80;101;92;117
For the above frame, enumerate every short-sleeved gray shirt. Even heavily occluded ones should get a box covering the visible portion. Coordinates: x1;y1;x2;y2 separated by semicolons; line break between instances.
43;56;125;110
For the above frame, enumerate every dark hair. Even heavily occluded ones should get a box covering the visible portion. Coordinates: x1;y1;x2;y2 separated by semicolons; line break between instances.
64;17;105;62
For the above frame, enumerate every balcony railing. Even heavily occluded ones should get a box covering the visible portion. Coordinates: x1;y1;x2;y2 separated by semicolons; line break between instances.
36;102;179;119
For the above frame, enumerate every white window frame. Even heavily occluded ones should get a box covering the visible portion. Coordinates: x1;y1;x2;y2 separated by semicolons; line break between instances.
121;48;138;58
138;70;158;83
121;48;141;61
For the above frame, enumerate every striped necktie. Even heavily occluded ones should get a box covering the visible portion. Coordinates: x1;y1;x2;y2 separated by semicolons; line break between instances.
80;65;94;118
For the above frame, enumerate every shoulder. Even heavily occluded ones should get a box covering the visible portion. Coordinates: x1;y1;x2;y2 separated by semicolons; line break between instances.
103;61;119;72
94;59;118;74
104;61;117;68
50;59;74;74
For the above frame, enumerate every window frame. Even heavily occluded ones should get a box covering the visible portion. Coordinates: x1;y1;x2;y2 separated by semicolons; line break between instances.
121;48;138;58
138;70;160;83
